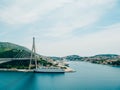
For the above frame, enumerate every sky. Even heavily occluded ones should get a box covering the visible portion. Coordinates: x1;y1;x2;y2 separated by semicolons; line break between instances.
0;0;120;57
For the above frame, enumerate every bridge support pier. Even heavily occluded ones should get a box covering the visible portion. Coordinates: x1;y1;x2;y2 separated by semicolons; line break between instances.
29;37;37;70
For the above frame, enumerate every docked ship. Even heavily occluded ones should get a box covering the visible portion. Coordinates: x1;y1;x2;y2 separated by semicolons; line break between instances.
34;67;65;73
29;37;65;73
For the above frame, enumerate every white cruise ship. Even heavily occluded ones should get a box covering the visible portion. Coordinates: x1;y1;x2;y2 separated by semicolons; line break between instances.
34;67;65;73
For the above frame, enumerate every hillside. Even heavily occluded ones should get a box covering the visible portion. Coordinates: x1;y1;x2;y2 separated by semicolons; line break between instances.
64;55;82;61
0;42;31;58
50;55;82;61
83;54;120;66
0;42;53;69
0;42;120;67
50;54;120;66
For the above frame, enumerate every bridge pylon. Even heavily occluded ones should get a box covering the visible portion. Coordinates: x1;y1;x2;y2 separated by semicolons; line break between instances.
29;37;37;70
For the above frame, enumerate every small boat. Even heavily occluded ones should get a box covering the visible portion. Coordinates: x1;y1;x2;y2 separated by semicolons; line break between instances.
34;67;65;73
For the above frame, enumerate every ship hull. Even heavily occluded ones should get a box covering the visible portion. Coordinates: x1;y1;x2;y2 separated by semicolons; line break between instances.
34;67;65;73
34;71;65;73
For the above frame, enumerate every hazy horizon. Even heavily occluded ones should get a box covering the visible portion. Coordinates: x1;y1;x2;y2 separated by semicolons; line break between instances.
0;0;120;56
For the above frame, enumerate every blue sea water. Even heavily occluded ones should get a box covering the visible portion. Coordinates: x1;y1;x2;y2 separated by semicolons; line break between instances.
0;61;120;90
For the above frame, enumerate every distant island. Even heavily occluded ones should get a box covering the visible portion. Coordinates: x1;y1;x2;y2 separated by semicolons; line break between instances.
0;42;120;69
50;54;120;66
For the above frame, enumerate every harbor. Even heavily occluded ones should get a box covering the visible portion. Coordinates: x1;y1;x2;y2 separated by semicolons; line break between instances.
0;61;120;90
0;66;74;72
0;37;74;73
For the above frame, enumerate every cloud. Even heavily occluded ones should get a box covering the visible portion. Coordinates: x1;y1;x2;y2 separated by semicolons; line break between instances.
0;31;9;36
0;0;119;56
39;0;116;38
0;0;115;39
0;0;116;26
38;23;120;56
0;0;73;25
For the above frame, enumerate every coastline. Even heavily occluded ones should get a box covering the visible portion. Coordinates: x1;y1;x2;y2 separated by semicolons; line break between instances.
0;68;33;72
0;68;75;73
64;67;75;72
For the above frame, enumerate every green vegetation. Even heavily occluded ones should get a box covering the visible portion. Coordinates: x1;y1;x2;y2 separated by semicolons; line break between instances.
65;55;82;61
0;58;54;69
0;41;120;68
50;54;120;66
0;49;31;58
82;54;120;66
0;42;53;69
39;59;53;66
0;42;31;58
0;60;30;69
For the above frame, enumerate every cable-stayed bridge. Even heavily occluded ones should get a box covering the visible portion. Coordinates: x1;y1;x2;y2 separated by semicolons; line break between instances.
0;57;53;63
0;51;53;65
0;58;31;64
0;37;54;69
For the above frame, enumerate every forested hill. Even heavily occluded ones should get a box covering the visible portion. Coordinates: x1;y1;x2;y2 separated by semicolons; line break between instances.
0;42;53;69
0;42;31;58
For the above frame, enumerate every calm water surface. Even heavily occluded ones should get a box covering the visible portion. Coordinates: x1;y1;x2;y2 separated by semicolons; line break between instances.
0;61;120;90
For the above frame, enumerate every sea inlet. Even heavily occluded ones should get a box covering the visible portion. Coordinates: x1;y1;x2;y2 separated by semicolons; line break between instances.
0;61;120;90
